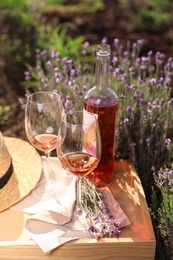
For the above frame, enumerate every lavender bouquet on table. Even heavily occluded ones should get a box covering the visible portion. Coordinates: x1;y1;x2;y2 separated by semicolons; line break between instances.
81;179;121;241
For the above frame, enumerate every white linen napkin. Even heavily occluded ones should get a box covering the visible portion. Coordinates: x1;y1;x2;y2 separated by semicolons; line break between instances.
13;157;130;254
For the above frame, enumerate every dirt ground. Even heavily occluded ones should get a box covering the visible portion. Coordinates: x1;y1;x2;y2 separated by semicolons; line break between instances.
1;0;173;138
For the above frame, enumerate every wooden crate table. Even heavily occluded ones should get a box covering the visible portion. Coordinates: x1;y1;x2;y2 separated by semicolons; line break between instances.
0;160;156;260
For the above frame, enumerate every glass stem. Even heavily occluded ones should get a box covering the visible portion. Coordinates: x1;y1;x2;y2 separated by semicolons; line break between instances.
45;151;53;184
75;177;83;216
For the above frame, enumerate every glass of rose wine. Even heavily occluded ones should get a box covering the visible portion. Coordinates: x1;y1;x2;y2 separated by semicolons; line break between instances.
25;91;64;196
57;110;102;217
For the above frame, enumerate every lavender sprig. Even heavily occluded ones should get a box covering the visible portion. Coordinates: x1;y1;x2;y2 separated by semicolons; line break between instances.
81;179;121;241
152;164;173;255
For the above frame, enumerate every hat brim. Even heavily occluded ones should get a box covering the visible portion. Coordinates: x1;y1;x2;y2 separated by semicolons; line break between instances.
0;137;42;212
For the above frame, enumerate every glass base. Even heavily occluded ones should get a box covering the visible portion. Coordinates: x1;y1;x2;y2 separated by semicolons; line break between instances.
33;181;57;200
73;205;84;217
66;211;88;231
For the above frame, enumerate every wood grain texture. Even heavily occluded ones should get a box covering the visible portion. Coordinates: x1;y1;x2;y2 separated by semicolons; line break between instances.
0;160;156;260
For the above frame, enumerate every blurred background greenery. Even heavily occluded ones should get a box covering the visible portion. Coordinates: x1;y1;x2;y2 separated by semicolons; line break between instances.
0;1;173;121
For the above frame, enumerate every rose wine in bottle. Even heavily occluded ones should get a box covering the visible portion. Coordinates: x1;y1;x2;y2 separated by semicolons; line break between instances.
84;44;118;187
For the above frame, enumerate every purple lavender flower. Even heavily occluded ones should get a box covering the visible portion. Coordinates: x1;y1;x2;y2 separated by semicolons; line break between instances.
102;205;110;214
159;77;164;86
126;106;134;114
120;73;128;84
126;84;136;92
50;50;59;59
135;57;141;67
93;215;100;223
56;77;60;84
168;98;173;106
149;78;157;86
112;56;118;64
146;137;151;146
164;77;171;88
82;85;87;94
114;38;120;47
82;41;90;49
69;108;77;115
99;201;105;208
70;69;76;78
120;94;126;100
138;76;143;85
101;37;108;44
149;65;155;74
123;117;129;126
64;96;72;110
82;41;90;54
129;66;135;78
139;96;145;106
46;60;52;69
155;51;165;66
131;50;137;58
113;68;121;79
123;51;128;57
140;57;149;70
136;39;144;49
130;142;136;148
88;224;97;233
113;228;121;238
24;71;31;81
66;59;73;69
147;109;152;114
147;50;153;57
132;42;137;51
165;138;172;151
40;50;47;58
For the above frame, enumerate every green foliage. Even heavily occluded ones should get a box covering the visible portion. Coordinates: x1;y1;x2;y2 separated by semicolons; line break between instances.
148;0;171;9
0;0;29;10
42;0;104;12
45;0;66;5
121;0;172;31
137;7;170;31
0;105;12;125
0;6;40;99
38;25;85;59
0;9;38;62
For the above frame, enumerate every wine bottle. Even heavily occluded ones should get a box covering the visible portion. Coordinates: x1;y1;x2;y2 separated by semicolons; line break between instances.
84;44;118;187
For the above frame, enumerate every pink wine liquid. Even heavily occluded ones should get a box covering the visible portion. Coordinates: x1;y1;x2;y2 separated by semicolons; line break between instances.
31;134;62;152
84;96;118;187
59;152;98;177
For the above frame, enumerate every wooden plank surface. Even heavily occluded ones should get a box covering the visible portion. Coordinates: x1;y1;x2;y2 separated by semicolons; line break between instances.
0;160;156;260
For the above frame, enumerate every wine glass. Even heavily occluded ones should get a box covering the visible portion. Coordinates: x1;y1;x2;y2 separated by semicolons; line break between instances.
25;91;64;196
57;110;102;218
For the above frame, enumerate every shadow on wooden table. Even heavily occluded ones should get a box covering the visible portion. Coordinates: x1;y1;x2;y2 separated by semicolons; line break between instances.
111;159;155;242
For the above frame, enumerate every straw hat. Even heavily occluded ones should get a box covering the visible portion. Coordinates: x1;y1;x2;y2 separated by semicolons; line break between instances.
0;132;42;212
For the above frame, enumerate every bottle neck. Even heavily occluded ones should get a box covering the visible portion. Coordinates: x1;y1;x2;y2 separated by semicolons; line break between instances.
95;44;110;89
